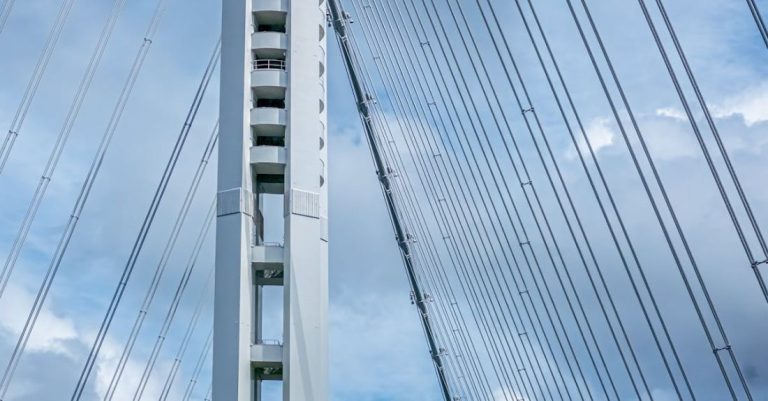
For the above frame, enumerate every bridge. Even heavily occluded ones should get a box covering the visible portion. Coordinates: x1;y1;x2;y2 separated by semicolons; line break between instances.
0;0;767;400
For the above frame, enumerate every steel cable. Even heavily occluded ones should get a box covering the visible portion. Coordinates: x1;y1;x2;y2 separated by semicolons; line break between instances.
331;9;457;397
100;120;218;401
0;0;129;298
0;0;17;36
158;268;213;401
130;202;216;401
202;383;212;401
652;0;768;305
346;3;520;396
745;0;768;48
180;328;212;401
0;0;78;172
0;2;168;398
354;1;600;396
408;1;605;397
629;0;759;397
69;37;219;401
368;2;572;396
559;0;710;397
356;10;547;401
502;0;702;397
356;33;494;398
471;0;658;398
441;1;639;397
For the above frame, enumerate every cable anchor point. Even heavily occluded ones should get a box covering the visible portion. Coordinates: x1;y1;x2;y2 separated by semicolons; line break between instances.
713;345;732;354
432;347;448;357
405;232;417;243
419;293;434;304
363;93;377;105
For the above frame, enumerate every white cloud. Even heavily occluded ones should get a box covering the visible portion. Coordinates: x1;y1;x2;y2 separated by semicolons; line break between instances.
566;117;616;160
656;107;688;122
0;283;78;356
712;82;768;127
584;117;617;153
91;335;181;401
492;386;528;401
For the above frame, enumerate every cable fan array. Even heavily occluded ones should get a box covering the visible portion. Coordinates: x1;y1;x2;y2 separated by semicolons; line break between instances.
0;1;218;400
331;0;768;400
0;0;766;400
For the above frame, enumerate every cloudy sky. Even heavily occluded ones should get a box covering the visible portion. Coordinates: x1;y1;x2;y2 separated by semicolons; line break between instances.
0;0;767;401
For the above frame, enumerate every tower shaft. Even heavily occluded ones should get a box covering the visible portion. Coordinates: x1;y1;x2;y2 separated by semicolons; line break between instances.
214;0;328;399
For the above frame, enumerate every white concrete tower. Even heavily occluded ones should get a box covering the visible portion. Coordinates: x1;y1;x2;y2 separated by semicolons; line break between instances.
214;0;328;399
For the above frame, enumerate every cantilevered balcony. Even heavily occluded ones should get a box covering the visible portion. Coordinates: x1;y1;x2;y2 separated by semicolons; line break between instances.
251;341;283;373
251;243;283;286
252;0;287;15
251;31;287;60
251;59;287;100
250;107;286;138
250;145;285;175
251;243;283;267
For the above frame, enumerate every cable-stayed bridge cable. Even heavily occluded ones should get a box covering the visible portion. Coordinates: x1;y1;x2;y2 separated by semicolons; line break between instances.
344;0;616;396
745;0;768;47
403;1;603;397
130;201;216;401
357;2;578;398
351;3;561;398
651;0;768;306
0;0;78;172
180;327;212;401
346;12;502;401
344;0;760;397
0;2;168;398
159;269;213;401
358;17;557;401
328;2;453;398
627;1;758;398
468;0;655;397
502;0;702;397
557;0;705;397
435;1;635;397
0;0;17;36
100;120;218;401
70;38;220;401
0;0;129;298
203;383;212;401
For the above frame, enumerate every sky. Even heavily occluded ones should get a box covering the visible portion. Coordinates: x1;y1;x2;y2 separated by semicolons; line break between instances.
0;0;767;401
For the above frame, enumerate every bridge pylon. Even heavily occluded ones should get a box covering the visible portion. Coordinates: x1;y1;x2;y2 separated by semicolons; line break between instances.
214;0;328;399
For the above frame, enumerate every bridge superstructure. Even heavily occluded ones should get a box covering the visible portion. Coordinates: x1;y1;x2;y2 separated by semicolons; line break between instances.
0;0;766;400
214;0;328;400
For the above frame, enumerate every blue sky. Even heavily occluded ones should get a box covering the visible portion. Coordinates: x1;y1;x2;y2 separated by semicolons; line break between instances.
0;0;767;400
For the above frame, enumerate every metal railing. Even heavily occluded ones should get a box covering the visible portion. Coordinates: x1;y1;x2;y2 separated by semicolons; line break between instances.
254;339;283;346
252;59;286;71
